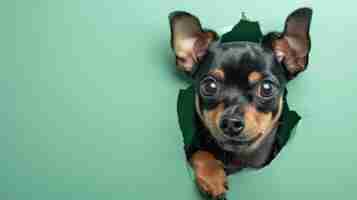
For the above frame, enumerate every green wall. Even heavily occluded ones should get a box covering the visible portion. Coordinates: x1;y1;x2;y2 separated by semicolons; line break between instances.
4;1;357;199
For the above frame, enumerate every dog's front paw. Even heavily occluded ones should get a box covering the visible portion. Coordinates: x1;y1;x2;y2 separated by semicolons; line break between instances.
194;160;228;199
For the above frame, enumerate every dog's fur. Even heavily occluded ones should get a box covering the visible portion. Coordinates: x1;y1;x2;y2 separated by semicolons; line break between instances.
169;8;312;199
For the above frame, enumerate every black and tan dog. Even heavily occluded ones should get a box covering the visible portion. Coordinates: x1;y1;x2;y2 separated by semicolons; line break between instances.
169;8;312;199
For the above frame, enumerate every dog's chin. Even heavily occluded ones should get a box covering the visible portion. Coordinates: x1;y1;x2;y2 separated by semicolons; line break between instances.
220;142;249;152
217;133;262;153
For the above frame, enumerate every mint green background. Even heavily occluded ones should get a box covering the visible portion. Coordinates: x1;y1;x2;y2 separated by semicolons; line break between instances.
4;1;357;199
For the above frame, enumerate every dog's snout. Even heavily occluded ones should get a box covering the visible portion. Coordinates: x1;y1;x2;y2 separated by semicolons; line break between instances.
220;117;244;137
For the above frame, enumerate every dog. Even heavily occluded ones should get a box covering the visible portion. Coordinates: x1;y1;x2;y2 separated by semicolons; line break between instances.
169;8;312;199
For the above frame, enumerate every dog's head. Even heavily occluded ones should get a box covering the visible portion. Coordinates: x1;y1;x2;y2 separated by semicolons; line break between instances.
169;8;312;152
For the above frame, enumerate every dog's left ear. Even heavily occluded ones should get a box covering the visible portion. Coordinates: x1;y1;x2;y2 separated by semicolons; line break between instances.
264;8;313;79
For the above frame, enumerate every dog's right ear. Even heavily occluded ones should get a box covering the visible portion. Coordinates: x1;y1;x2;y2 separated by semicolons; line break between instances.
169;11;218;74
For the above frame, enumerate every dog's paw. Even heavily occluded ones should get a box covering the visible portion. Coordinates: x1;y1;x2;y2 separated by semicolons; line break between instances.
194;161;228;199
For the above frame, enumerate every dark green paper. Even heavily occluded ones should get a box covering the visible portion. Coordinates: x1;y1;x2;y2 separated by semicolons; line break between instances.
221;18;263;43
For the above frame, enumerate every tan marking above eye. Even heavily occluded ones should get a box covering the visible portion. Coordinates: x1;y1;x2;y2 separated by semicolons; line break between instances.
209;68;225;80
248;71;263;83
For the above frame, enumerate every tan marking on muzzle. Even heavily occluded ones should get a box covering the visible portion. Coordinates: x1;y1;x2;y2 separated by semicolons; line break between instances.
200;103;225;137
242;96;283;140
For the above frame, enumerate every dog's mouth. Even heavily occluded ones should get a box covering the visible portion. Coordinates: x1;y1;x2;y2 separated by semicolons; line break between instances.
224;133;262;146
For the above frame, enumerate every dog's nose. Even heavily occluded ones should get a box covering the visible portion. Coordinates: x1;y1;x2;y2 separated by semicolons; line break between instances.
220;117;244;136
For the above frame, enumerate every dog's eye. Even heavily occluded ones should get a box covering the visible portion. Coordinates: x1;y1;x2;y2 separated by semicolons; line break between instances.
259;80;274;98
200;76;219;97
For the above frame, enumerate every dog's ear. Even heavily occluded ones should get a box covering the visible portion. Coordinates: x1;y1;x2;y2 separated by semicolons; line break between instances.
264;8;313;79
169;11;218;74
